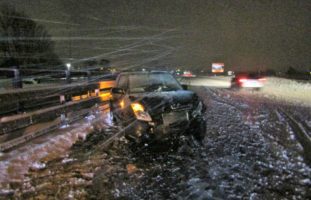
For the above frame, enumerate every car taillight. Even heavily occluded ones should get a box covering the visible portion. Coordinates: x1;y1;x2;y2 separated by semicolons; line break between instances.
238;78;247;83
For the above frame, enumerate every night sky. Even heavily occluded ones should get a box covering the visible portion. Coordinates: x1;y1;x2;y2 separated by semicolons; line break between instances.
3;0;311;72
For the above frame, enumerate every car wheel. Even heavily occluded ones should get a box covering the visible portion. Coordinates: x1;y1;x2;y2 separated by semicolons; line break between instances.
109;110;116;123
189;117;206;142
109;101;117;123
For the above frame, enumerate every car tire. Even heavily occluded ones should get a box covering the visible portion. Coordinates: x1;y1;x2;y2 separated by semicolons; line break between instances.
190;117;206;142
109;101;117;123
110;110;117;123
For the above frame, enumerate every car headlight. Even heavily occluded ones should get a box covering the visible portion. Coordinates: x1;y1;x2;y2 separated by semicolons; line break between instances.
192;101;203;118
131;103;152;121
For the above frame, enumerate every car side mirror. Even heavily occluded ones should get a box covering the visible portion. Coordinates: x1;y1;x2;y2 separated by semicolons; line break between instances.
111;87;125;100
181;84;188;90
111;87;125;94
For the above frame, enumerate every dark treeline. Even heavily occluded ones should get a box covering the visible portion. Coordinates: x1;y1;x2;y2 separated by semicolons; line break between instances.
0;3;61;70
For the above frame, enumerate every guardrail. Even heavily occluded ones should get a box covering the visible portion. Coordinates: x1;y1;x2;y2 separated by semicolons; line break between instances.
0;68;98;89
0;97;101;135
0;82;99;115
0;78;115;151
0;102;110;152
0;73;116;115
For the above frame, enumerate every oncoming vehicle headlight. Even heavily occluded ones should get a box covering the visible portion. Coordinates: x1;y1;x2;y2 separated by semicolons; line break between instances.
131;103;152;121
192;101;203;118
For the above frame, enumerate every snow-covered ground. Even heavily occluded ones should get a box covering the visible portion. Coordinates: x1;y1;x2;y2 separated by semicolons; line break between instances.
262;77;311;106
178;76;232;88
180;76;311;106
0;105;112;194
0;77;310;199
2;86;309;199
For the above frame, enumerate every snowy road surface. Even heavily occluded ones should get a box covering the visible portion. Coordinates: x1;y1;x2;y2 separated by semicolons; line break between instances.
179;76;311;106
0;86;310;199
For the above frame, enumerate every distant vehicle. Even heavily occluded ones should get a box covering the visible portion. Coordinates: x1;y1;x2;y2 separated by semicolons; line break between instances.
175;69;182;76
231;73;266;90
181;70;196;77
227;71;234;76
110;71;206;144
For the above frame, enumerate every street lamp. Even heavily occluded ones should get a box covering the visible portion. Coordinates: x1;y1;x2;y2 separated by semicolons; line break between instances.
65;63;71;84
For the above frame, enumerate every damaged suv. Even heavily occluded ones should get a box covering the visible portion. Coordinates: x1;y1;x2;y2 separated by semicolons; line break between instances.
110;71;206;143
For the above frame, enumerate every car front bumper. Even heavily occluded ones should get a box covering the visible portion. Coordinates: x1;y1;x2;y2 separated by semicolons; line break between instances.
125;114;204;143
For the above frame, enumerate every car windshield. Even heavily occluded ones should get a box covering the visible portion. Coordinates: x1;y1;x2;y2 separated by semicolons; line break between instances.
129;73;182;93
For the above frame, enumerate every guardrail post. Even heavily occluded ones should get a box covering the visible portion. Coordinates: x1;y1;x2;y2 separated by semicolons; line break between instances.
60;95;66;104
16;101;24;113
65;94;72;102
65;70;71;84
60;113;69;128
12;68;22;89
87;71;91;83
95;89;99;96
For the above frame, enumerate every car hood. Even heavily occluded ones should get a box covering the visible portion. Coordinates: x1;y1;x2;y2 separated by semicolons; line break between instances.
129;90;198;115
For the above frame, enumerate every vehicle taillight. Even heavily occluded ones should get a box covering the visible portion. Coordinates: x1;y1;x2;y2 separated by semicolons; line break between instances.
238;78;247;83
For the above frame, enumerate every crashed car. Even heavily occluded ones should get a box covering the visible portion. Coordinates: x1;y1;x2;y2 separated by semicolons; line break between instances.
109;71;206;143
231;73;266;90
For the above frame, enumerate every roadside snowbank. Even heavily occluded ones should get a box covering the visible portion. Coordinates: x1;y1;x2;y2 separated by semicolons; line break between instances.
182;76;311;106
262;77;311;106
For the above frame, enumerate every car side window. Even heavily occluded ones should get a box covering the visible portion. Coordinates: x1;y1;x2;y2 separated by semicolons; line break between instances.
117;75;128;90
